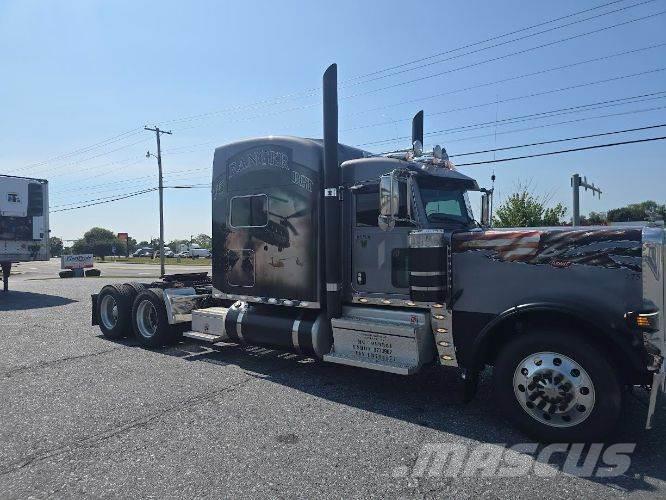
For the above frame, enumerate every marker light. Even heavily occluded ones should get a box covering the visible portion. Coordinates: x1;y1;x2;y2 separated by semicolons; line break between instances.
626;311;660;332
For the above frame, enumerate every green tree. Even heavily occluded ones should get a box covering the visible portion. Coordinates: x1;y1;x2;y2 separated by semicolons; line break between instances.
493;187;568;228
126;236;138;253
49;236;64;257
607;201;666;222
580;211;607;226
71;227;126;260
192;234;212;249
168;239;189;252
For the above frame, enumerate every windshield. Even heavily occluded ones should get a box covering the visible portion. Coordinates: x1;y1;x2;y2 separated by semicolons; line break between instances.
417;178;473;226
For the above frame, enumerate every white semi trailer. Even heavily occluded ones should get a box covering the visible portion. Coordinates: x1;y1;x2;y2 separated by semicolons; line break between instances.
0;174;49;291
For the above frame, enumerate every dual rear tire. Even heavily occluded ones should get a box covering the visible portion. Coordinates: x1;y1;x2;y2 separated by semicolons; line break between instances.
131;288;180;347
96;283;180;346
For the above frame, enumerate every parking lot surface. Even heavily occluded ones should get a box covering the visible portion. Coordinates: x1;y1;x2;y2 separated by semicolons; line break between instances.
1;261;665;498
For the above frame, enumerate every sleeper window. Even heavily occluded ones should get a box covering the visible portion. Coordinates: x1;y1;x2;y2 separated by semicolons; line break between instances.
230;194;268;227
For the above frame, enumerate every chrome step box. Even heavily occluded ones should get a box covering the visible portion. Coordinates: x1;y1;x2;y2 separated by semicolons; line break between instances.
323;306;434;374
189;307;231;341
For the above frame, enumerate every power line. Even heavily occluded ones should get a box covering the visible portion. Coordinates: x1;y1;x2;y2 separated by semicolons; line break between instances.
428;105;666;147
342;10;666;101
51;188;158;213
13;137;151;178
345;81;666;132
50;186;155;208
158;0;641;126
157;47;666;149
50;167;210;198
343;0;634;83
49;178;160;203
344;43;666;118
164;54;666;154
449;123;666;158
342;0;659;88
51;133;666;212
15;5;666;183
359;92;666;146
14;1;657;171
375;105;666;154
158;2;656;128
10;128;143;174
456;135;666;167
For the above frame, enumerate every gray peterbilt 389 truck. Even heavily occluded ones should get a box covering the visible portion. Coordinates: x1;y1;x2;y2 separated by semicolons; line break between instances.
91;65;664;441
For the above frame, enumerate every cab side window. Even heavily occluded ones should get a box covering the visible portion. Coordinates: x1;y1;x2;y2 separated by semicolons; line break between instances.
355;184;411;227
355;188;379;227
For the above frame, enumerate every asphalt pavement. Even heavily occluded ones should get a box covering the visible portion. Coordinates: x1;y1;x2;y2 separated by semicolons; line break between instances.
0;261;665;498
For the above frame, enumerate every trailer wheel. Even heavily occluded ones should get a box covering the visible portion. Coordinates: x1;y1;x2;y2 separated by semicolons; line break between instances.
131;288;178;347
97;284;134;339
493;329;622;442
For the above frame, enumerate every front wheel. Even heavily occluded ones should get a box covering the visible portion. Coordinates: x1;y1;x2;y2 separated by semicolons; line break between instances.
494;329;622;442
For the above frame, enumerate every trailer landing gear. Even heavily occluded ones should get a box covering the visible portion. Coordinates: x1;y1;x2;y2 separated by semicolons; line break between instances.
1;263;11;292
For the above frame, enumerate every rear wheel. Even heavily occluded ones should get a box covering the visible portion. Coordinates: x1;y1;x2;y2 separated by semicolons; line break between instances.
124;282;147;295
494;329;622;442
131;288;179;347
97;284;133;339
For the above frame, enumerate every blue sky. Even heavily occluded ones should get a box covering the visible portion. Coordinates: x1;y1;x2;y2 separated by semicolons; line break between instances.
1;0;665;242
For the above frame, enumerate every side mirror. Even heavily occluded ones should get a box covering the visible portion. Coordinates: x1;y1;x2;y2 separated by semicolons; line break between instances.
379;173;399;231
480;193;491;227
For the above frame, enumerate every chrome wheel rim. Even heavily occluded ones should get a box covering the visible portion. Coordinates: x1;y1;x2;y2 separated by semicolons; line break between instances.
513;351;595;428
136;300;158;338
100;295;118;330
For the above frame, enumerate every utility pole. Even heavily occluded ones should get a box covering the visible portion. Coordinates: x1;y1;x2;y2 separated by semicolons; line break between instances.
145;126;172;277
571;173;602;227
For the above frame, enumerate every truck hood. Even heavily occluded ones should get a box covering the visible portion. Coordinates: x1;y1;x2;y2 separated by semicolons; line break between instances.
452;226;642;272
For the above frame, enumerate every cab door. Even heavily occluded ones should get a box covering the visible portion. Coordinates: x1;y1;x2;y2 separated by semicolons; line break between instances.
350;183;412;296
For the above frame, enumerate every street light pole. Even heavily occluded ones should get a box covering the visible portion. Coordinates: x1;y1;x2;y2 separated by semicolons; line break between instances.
145;126;172;277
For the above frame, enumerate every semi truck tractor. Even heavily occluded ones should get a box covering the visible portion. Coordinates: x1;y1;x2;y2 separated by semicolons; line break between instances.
0;174;49;291
91;65;664;441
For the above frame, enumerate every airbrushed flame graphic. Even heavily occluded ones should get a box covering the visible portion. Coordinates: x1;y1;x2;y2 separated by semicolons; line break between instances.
454;228;642;272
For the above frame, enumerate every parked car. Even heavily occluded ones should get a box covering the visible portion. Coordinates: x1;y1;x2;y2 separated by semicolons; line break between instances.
132;247;153;257
153;249;174;258
176;251;191;258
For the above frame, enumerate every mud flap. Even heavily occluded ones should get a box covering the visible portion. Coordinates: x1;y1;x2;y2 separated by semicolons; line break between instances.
91;294;99;326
